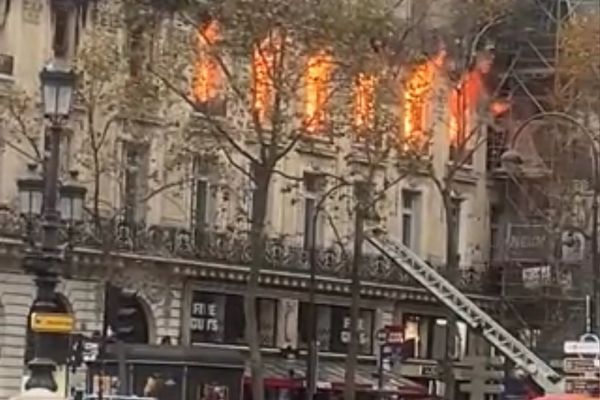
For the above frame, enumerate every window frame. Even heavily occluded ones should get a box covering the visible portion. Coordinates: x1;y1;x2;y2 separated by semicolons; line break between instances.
122;142;149;225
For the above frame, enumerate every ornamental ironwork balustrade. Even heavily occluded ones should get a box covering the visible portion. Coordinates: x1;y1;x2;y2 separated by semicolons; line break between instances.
0;208;494;294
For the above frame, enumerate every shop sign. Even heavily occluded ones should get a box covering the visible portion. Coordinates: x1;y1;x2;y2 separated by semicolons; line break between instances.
340;316;368;345
189;292;225;343
506;224;549;261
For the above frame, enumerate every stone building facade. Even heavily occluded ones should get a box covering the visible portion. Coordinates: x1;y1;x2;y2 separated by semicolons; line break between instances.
0;1;502;399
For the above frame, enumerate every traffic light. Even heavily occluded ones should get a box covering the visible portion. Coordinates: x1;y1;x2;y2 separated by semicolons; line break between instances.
105;284;145;343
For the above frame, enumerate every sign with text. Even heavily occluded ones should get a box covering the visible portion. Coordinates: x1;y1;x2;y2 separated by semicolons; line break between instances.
564;357;600;374
189;292;225;344
30;312;74;334
565;377;600;395
340;317;368;345
329;307;374;354
506;224;549;261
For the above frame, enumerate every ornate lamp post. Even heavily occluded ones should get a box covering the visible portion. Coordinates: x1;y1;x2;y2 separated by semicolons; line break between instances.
11;61;83;400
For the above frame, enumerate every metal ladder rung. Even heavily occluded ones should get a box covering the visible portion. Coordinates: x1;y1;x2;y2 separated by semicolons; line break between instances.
367;236;564;394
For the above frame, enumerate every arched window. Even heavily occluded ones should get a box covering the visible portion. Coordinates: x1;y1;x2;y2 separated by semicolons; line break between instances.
106;284;150;344
24;294;71;365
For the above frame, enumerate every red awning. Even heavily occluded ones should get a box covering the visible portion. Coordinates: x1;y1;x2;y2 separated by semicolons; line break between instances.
245;358;430;396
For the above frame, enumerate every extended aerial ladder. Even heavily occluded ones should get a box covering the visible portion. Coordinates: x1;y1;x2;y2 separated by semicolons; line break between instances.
366;235;565;394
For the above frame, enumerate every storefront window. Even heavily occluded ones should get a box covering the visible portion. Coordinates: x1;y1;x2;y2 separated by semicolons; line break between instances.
402;314;468;360
402;314;429;358
258;298;278;347
189;291;277;346
297;302;374;355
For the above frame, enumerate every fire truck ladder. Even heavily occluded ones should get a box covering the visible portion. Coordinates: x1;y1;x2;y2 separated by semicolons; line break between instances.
366;235;565;394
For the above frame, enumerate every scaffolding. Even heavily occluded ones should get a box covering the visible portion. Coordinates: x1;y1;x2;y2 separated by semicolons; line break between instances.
489;0;598;362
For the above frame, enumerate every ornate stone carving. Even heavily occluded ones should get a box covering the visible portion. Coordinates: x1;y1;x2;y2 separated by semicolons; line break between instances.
23;0;43;24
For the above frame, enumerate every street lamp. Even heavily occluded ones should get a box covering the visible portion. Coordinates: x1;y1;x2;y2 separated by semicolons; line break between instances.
12;60;78;400
500;111;600;333
40;61;76;120
17;164;44;217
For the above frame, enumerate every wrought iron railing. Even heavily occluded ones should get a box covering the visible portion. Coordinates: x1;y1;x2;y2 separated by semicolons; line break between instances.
0;208;495;294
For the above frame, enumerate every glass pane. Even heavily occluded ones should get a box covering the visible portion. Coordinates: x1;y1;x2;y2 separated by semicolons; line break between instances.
359;309;373;354
19;191;31;214
59;196;71;220
56;86;72;116
403;315;420;358
258;299;276;347
72;197;83;221
303;198;315;248
431;318;447;360
402;214;412;247
224;295;245;344
402;191;413;209
32;191;43;215
43;85;57;116
456;321;468;359
316;305;331;351
195;180;208;228
189;292;226;344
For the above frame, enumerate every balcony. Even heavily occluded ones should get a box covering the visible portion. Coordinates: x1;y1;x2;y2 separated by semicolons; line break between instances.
0;208;494;295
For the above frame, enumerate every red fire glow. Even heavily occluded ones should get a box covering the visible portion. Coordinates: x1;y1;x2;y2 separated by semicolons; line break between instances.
305;50;333;133
403;52;446;143
449;53;509;144
193;20;221;104
354;73;377;129
252;33;282;123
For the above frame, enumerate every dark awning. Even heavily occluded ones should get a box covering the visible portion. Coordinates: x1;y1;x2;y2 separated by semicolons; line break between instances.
102;344;245;369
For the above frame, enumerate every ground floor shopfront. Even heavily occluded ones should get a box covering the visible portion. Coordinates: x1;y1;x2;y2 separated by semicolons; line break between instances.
85;344;433;400
0;238;501;400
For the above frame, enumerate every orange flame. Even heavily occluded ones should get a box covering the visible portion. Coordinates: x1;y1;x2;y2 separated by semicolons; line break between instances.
193;20;221;104
252;32;281;123
305;51;333;133
403;52;445;143
449;53;508;144
354;73;377;130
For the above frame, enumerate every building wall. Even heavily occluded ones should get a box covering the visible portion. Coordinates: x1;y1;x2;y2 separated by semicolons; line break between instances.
0;264;183;400
0;1;496;398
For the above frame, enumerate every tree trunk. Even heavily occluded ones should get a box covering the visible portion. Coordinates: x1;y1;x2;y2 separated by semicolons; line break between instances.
442;192;458;400
344;202;365;400
245;166;269;400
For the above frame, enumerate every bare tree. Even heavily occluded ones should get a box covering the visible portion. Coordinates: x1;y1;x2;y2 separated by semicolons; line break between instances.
122;1;431;398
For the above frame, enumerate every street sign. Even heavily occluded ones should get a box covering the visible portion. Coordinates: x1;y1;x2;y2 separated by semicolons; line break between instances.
376;326;404;345
386;327;404;344
565;377;600;394
564;357;600;374
30;312;74;334
419;365;438;377
564;340;600;355
83;341;100;362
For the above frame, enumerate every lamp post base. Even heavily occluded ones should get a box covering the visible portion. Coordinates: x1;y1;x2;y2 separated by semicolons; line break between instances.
24;358;58;393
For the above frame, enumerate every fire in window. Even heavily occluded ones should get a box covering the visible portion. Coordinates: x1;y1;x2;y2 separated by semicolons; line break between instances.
353;73;376;131
402;51;445;147
304;50;333;133
448;50;509;156
193;20;222;106
252;31;282;124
